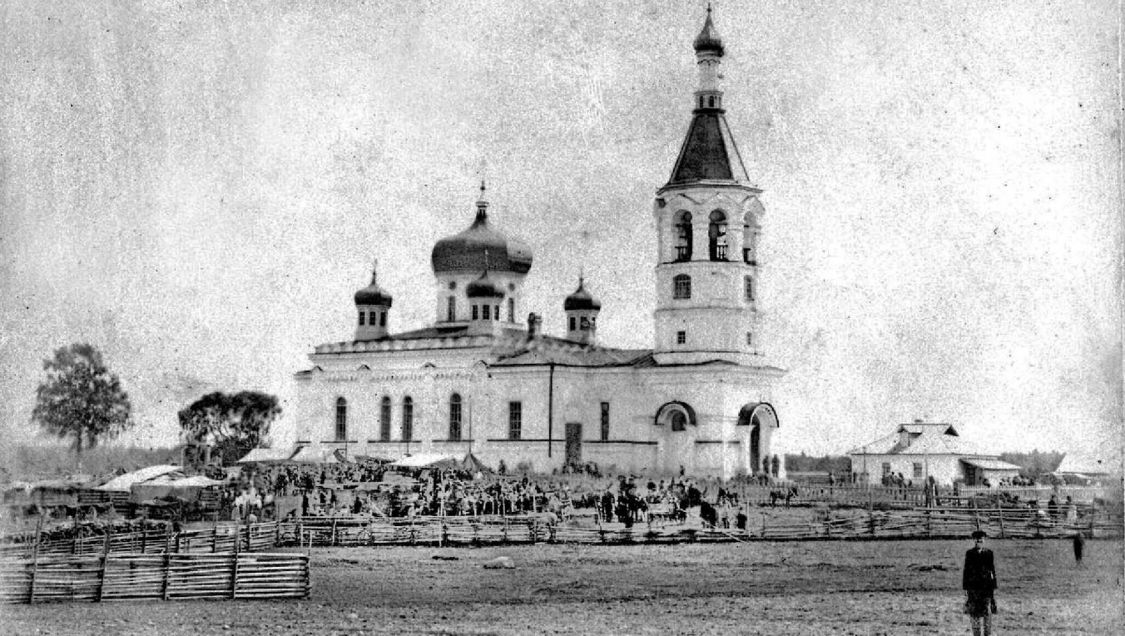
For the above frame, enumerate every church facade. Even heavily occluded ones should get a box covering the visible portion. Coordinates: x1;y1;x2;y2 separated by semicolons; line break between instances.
286;11;786;479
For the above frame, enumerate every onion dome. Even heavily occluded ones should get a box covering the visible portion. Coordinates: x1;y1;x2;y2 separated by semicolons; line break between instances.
354;261;393;306
466;270;505;298
693;6;724;57
564;276;601;311
431;183;534;275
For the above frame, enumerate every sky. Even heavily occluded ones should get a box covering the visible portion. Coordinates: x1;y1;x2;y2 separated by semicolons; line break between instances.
0;0;1120;459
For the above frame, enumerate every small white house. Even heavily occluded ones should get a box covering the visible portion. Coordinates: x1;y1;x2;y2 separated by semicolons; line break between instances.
848;421;1021;487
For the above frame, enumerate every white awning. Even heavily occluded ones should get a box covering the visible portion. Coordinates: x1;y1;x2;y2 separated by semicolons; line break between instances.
389;453;459;469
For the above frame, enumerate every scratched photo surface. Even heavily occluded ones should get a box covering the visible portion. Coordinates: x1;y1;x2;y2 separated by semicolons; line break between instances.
0;1;1120;634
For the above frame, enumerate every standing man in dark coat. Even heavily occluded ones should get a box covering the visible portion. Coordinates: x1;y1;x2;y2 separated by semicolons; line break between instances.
963;530;997;636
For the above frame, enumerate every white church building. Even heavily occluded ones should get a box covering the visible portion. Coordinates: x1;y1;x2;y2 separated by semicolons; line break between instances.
285;10;786;479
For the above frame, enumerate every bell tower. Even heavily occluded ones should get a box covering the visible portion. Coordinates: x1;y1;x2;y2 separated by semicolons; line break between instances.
653;7;766;365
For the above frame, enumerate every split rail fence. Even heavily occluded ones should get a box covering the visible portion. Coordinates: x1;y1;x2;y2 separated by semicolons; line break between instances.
0;521;282;559
278;507;1122;548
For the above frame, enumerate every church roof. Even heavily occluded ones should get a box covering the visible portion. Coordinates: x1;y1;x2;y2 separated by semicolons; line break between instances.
564;277;601;311
693;6;724;56
666;111;750;186
431;187;533;275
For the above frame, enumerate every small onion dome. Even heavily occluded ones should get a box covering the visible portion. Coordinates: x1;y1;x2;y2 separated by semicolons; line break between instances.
431;186;534;275
466;270;505;298
564;277;601;311
693;7;724;56
354;264;393;306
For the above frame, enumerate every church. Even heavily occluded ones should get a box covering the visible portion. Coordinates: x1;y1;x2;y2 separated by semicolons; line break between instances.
285;10;786;479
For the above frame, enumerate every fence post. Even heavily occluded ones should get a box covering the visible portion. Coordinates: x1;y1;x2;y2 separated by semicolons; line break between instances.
997;506;1005;539
27;515;43;603
162;531;172;601
331;518;338;547
211;518;218;553
925;508;931;538
868;509;875;537
275;520;281;548
761;514;767;539
231;517;240;600
96;531;111;602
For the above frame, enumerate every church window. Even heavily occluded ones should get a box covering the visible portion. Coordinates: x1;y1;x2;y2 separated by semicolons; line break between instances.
447;297;456;322
742;213;758;264
674;211;692;261
380;396;392;441
746;331;753;346
508;401;522;440
744;276;755;301
449;394;462;441
673;275;691;299
402;397;414;441
699;96;704;108
472;305;479;320
600;402;610;441
508;298;515;322
709;210;728;260
483;304;491;320
676;330;686;345
708;95;715;108
358;312;365;326
580;316;591;330
335;397;347;441
569;316;576;332
379;311;387;327
670;410;687;432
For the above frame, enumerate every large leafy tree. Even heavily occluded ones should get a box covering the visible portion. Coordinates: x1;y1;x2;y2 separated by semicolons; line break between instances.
178;391;281;465
32;344;133;460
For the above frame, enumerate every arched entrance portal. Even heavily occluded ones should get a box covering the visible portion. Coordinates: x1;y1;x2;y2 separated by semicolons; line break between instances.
654;401;697;474
737;403;779;475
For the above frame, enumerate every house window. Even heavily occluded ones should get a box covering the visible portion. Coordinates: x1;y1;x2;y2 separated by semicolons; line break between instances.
881;463;891;476
676;330;686;345
449;393;462;441
358;312;365;326
744;276;755;301
913;463;923;479
483;304;491;320
447;297;456;321
508;298;515;322
673;274;691;299
569;316;576;332
380;396;392;441
335;397;347;441
600;402;610;441
508;401;522;440
472;305;479;320
402;397;413;441
708;210;728;260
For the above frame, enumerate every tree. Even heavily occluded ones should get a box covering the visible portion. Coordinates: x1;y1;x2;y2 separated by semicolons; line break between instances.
31;343;133;461
178;391;281;465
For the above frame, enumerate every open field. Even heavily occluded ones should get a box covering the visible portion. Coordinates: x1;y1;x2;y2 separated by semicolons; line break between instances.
1;538;1121;635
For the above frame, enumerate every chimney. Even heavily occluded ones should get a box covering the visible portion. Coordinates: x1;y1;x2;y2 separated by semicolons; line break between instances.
526;312;541;340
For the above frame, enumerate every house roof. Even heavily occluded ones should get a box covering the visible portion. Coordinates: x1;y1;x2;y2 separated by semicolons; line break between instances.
1055;452;1118;476
960;458;1022;471
847;424;988;457
96;465;184;492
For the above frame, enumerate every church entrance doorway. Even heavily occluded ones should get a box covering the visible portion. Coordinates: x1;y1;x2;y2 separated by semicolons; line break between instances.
565;422;582;468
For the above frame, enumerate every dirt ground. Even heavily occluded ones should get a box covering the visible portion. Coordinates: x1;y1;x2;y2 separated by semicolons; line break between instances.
1;538;1121;635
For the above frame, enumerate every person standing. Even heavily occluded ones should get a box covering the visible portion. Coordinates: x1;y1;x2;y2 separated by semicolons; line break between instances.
1072;531;1085;565
963;530;998;636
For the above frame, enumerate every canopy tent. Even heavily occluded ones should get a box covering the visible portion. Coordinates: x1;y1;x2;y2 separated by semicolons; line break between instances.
235;447;298;464
462;453;492;474
389;453;460;469
353;454;395;465
131;474;226;504
95;465;183;492
288;446;342;464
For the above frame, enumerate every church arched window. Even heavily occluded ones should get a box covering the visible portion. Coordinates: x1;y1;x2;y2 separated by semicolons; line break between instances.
449;393;462;441
447;297;456;322
674;211;692;261
402;397;414;441
335;397;347;441
709;210;728;260
508;297;515;322
743;211;759;264
380;396;392;441
673;274;692;299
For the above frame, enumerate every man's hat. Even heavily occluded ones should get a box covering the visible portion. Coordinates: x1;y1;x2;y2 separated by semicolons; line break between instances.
971;530;987;539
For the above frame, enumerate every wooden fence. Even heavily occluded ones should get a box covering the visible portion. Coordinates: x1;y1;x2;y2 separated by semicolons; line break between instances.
278;507;1122;547
0;521;282;559
0;551;310;604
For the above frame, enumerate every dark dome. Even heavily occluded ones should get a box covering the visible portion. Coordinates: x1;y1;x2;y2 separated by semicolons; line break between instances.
466;271;505;298
693;9;724;56
431;201;533;275
564;277;601;311
354;266;393;306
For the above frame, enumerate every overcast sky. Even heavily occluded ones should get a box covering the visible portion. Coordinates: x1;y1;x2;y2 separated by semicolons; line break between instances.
1;0;1120;459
